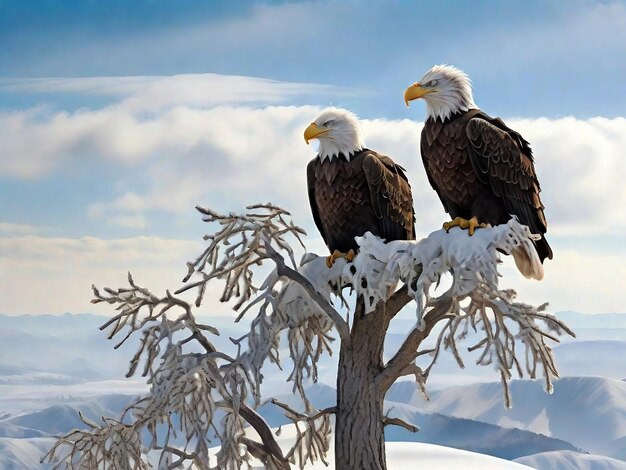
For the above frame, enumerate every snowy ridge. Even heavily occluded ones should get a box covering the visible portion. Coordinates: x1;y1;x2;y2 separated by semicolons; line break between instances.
208;422;534;470
515;450;626;470
0;394;137;437
258;383;578;460
0;437;56;470
388;376;626;457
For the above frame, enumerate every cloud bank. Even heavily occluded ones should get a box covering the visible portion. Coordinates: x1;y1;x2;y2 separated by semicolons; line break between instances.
1;73;624;315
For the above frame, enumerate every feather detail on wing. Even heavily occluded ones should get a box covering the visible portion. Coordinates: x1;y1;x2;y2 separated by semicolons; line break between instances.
465;117;552;261
362;152;415;242
307;159;328;245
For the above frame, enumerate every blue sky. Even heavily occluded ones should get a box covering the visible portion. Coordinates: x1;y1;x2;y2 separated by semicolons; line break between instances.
2;0;625;118
1;0;625;315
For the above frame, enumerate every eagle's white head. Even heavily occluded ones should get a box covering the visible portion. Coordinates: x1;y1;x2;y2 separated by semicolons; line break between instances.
404;64;477;122
304;107;365;161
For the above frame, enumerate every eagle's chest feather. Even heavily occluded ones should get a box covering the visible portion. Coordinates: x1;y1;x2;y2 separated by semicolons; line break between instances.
313;157;369;209
422;118;479;204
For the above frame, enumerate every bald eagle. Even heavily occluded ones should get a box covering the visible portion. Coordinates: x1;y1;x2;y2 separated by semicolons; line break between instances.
404;65;551;280
304;107;415;267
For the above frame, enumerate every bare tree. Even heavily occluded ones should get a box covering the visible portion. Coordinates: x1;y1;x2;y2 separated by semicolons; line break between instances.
43;203;573;470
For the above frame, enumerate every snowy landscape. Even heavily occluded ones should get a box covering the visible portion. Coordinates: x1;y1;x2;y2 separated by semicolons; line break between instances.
1;310;625;469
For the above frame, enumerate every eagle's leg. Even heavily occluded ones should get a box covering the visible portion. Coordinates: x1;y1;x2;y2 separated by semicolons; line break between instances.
443;216;488;236
326;249;356;268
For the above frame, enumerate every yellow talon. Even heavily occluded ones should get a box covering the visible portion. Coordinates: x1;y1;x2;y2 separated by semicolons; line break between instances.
326;249;356;267
443;216;488;236
443;217;465;232
326;249;341;268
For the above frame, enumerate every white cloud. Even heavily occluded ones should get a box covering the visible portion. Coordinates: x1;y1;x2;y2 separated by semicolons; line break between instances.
499;247;626;315
0;73;351;114
0;235;201;315
0;222;42;235
107;214;148;229
73;104;323;229
2;83;625;314
5;64;624;238
509;117;626;235
4;97;625;240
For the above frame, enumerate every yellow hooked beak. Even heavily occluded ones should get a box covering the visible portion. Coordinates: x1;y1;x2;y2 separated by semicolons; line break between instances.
404;83;434;107
304;122;330;144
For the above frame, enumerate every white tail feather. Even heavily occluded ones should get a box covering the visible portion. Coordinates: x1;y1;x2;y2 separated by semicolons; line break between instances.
512;244;544;281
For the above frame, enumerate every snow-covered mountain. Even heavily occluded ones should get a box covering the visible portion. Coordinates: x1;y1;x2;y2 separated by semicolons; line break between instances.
1;312;625;468
552;341;626;378
1;395;134;436
387;376;626;458
258;383;579;460
0;437;56;470
555;312;626;329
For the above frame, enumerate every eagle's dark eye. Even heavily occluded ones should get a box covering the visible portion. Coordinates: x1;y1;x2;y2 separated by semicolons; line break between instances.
427;79;439;87
322;120;335;128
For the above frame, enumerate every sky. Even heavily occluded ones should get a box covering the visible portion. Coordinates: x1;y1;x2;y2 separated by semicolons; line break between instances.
1;0;625;316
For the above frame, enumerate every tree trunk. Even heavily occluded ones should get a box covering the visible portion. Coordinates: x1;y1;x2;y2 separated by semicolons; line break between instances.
335;298;389;470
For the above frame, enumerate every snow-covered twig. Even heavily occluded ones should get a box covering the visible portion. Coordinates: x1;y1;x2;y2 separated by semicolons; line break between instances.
42;413;147;470
176;203;306;310
270;400;334;469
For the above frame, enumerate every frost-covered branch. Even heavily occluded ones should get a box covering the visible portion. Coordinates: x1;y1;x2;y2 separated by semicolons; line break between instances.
377;296;454;393
44;204;337;470
354;219;576;405
269;400;335;469
43;413;147;470
383;416;419;433
46;276;287;469
94;276;219;376
263;240;350;342
176;203;306;310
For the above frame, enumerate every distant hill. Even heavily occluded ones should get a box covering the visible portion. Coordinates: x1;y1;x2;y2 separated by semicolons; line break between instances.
1;312;625;467
553;341;626;378
555;311;626;329
0;313;248;382
385;310;626;337
387;338;626;390
2;382;579;463
0;437;55;470
0;312;248;338
387;376;626;458
0;394;135;436
258;383;579;461
5;312;624;391
0;313;106;338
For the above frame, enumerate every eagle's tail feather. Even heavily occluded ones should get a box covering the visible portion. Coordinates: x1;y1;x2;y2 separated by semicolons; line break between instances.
535;236;553;263
512;244;544;281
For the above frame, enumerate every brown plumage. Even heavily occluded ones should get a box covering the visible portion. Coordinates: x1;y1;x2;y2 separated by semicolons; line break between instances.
307;149;415;254
420;109;552;263
405;65;552;279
